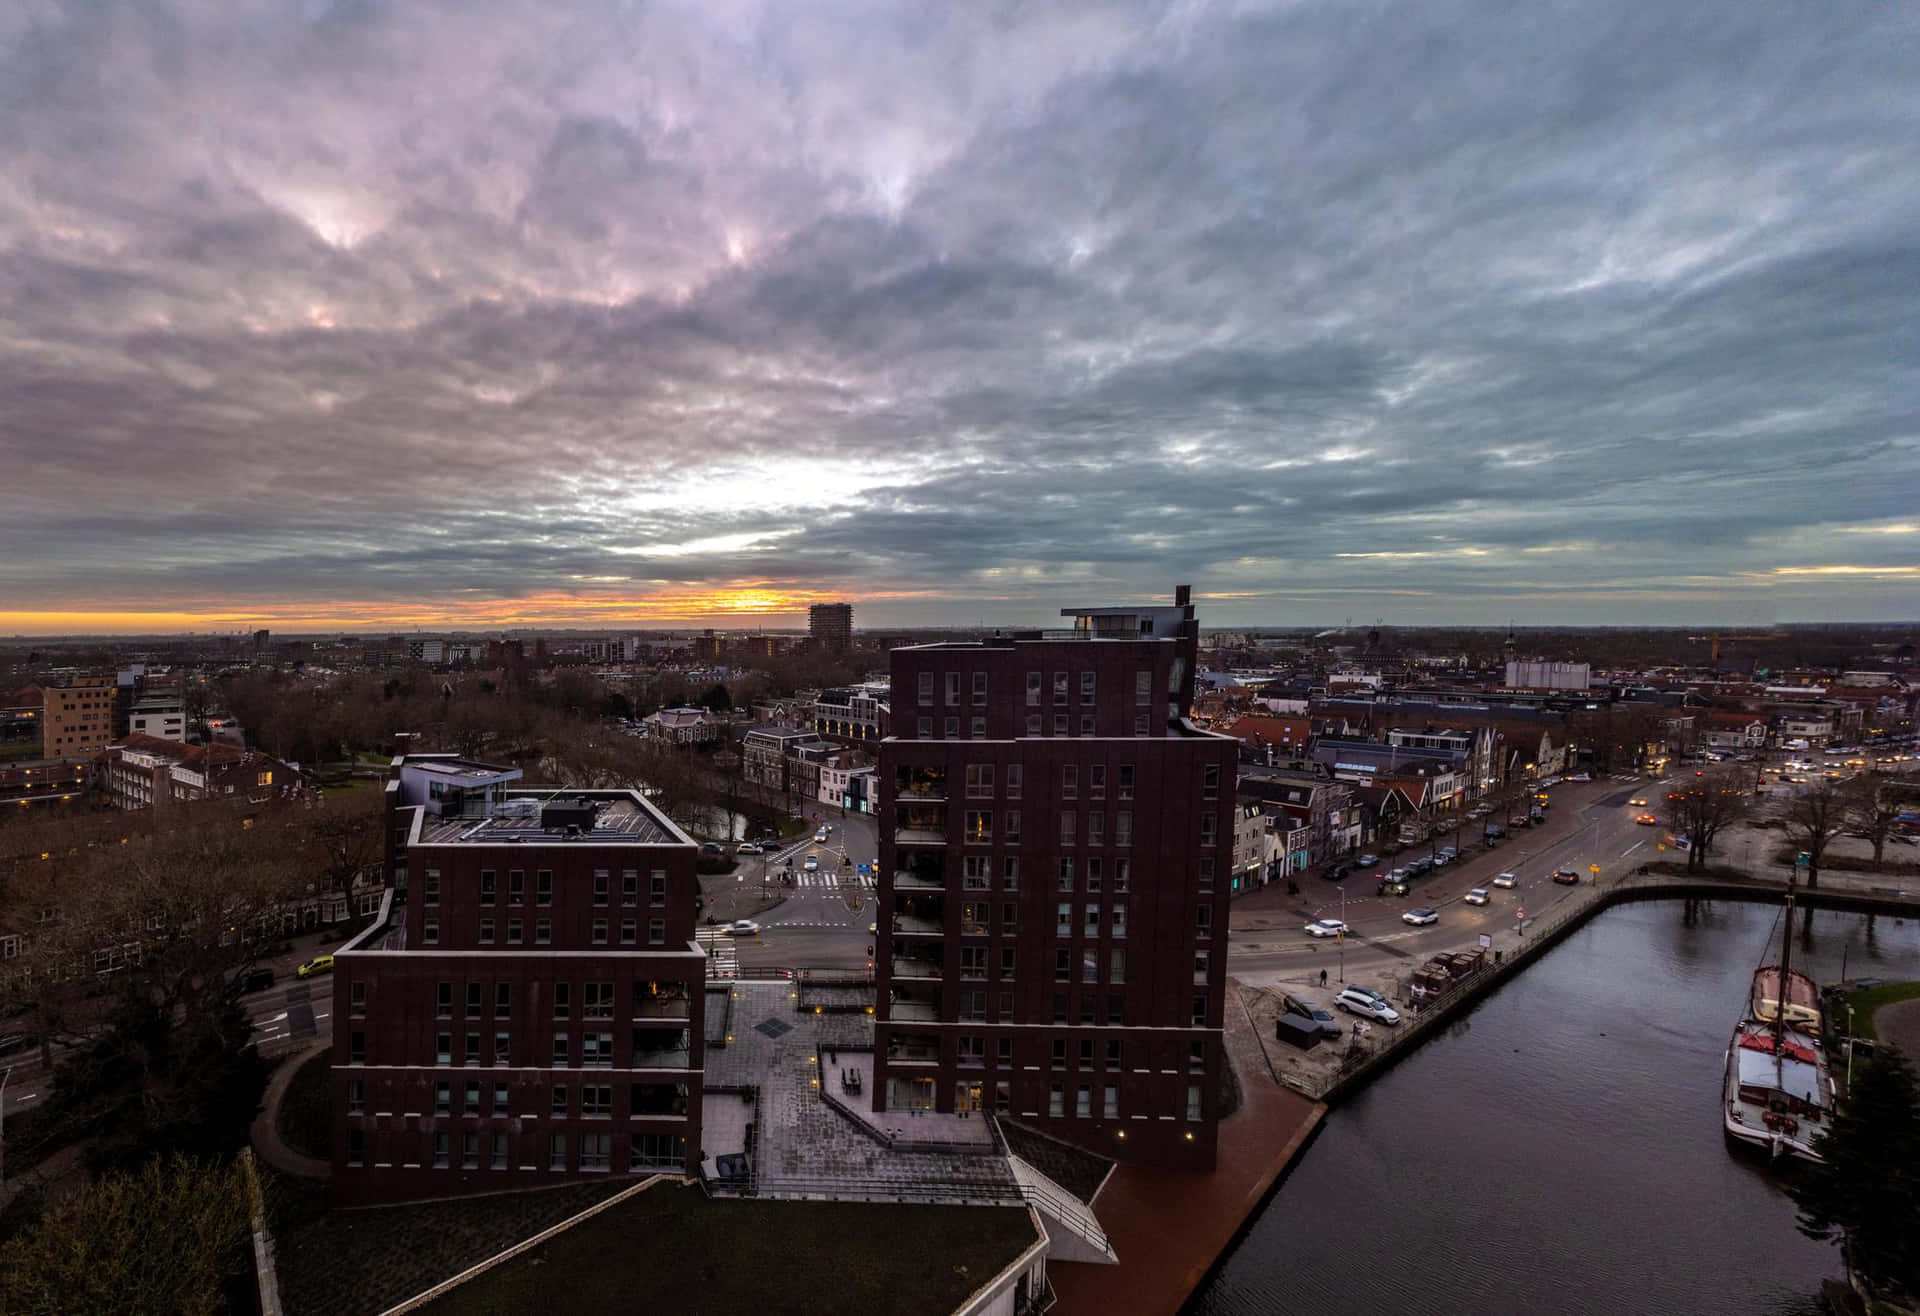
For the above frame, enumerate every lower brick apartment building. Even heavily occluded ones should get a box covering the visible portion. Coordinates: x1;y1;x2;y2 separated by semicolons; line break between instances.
329;756;706;1204
874;587;1240;1170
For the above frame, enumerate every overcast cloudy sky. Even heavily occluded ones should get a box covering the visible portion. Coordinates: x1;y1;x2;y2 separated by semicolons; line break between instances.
2;0;1916;634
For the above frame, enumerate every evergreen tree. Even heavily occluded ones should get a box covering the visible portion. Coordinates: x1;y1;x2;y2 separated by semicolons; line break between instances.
1790;1050;1920;1301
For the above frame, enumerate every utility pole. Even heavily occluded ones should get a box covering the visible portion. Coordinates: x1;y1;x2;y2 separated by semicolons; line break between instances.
0;1064;11;1185
1337;885;1347;984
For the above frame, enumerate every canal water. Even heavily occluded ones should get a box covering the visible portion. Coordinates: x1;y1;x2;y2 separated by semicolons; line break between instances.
1191;900;1920;1316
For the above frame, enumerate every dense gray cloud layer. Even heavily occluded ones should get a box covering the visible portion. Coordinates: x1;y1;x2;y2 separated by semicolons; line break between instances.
2;0;1916;630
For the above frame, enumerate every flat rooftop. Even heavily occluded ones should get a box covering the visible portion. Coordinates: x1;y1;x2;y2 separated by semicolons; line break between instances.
405;757;520;785
416;792;689;846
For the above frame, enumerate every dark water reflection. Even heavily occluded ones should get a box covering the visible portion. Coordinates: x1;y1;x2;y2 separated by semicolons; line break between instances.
1190;901;1920;1316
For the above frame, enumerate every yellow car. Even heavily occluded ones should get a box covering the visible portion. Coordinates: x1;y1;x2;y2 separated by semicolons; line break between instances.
296;954;335;979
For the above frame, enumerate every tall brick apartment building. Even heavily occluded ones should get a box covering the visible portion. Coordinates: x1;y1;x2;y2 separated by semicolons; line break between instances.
873;587;1238;1170
329;756;705;1204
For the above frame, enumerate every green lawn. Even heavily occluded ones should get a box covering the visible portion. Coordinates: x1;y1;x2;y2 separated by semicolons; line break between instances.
421;1184;1037;1316
1846;981;1920;1042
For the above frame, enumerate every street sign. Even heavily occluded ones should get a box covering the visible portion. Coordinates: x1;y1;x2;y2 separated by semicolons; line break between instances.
1589;864;1601;873
1517;906;1526;920
1478;933;1492;949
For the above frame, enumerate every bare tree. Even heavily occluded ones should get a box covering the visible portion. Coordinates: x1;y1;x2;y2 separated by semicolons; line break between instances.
1845;772;1915;863
1667;767;1753;872
1775;778;1849;888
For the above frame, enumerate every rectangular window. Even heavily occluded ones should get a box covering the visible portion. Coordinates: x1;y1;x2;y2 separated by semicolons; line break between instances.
592;918;608;945
494;1031;510;1065
1084;905;1100;936
536;919;552;945
1051;1039;1067;1068
465;1032;481;1065
436;1032;452;1065
1088;812;1105;846
1187;1084;1203;1121
585;982;614;1019
1054;714;1069;736
508;919;524;945
919;672;935;706
1203;764;1221;799
1061;765;1078;799
1081;671;1096;704
1005;809;1021;842
1026;671;1042;705
1135;671;1152;705
648;919;665;946
962;854;990;890
537;870;553;906
1049;1084;1065;1117
491;1132;508;1170
554;983;571;1019
593;870;609;906
1115;812;1132;847
1000;946;1017;979
437;982;453;1018
963;810;992;843
552;1032;569;1066
1059;811;1076;846
1076;1084;1092;1118
433;1132;450;1168
424;869;440;906
622;869;639;905
1108;993;1125;1026
1005;764;1022;798
479;918;495;944
960;947;987;981
621;919;637;945
1118;765;1135;800
998;1037;1015;1065
1053;993;1068;1023
1057;902;1072;934
1086;858;1102;893
1112;904;1128;938
435;1081;452;1114
1080;715;1095;735
919;717;934;738
347;1079;365;1114
1026;713;1042;736
580;1132;611;1171
583;1032;613;1067
1110;948;1127;984
1002;857;1020;890
1200;812;1218;846
347;1128;365;1167
971;715;987;738
945;716;960;740
1081;948;1099;983
1190;1041;1208;1073
350;982;366;1017
1194;950;1211;983
1199;857;1215;889
423;919;439;945
1052;671;1068;706
464;1080;481;1112
1135;712;1150;736
1058;859;1074;892
958;1035;985;1065
651;871;666;907
972;672;988;706
1191;994;1208;1027
549;1131;568;1171
1089;764;1106;799
946;672;961;706
493;1082;510;1111
1107;1039;1123;1068
1055;949;1071;982
480;870;497;905
552;1084;570;1118
462;1131;479;1169
1104;1083;1119;1119
1196;905;1213;938
509;870;524;905
965;763;994;798
1001;901;1018;932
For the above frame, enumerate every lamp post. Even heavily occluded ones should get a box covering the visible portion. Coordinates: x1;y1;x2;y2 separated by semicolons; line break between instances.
1337;884;1346;984
0;1064;11;1185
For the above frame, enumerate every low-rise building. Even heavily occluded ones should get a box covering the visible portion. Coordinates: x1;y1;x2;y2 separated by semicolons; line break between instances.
127;689;186;741
639;707;722;745
0;757;93;811
104;734;294;810
813;681;891;745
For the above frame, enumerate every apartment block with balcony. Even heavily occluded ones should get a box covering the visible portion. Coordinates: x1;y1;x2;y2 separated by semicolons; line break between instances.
874;587;1238;1171
330;756;705;1205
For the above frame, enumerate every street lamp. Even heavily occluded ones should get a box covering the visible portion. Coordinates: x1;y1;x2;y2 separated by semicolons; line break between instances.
0;1064;11;1185
1337;884;1346;984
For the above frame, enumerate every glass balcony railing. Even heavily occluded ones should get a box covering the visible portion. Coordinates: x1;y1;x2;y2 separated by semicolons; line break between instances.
893;870;945;892
890;954;943;980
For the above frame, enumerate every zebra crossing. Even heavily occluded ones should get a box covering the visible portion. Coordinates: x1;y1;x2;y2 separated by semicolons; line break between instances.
785;872;877;890
694;927;739;979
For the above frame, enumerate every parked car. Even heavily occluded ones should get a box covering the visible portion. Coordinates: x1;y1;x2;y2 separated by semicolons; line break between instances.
803;854;820;872
1402;907;1439;926
239;967;275;993
725;919;761;936
1492;871;1518;888
1509;815;1531;829
1326;863;1351;882
1282;994;1343;1037
1304;918;1349;938
1335;987;1401;1025
1552;867;1580;884
1483;824;1506;840
1462;888;1490;906
1437;847;1458;863
736;842;764;855
1407;856;1433;875
1355;853;1380;867
700;841;727;855
295;954;334;979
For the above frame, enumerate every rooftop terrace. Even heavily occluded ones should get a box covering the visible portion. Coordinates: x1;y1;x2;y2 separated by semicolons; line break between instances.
416;791;689;846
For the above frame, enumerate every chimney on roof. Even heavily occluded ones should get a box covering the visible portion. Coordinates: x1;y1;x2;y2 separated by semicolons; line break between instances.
1175;584;1192;607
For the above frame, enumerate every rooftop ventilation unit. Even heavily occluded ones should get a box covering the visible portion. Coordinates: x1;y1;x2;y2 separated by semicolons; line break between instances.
541;800;598;832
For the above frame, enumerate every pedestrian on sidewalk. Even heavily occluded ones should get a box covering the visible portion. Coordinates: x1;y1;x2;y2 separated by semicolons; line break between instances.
1320;968;1328;988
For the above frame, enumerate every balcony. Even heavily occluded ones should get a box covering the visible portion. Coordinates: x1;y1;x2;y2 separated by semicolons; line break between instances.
889;985;942;1022
893;912;944;936
894;826;947;846
896;767;949;803
886;1033;941;1065
891;953;943;981
894;803;948;846
630;1029;695;1070
632;983;692;1020
893;870;945;893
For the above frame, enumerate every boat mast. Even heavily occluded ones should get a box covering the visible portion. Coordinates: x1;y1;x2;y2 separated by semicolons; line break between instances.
1775;858;1797;1058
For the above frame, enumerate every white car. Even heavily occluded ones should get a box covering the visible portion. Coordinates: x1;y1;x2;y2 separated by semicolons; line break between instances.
724;919;761;936
1401;907;1439;926
815;826;830;843
1492;872;1518;888
803;854;820;872
1335;987;1401;1025
1463;888;1490;906
736;842;763;855
1304;918;1349;939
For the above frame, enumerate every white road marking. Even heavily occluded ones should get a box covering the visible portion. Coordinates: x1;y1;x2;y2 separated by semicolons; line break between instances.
1621;840;1644;857
267;1011;289;1024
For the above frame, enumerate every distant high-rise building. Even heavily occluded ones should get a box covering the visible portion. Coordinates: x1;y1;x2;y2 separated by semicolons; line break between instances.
254;628;271;652
42;676;115;756
1503;660;1591;691
809;602;854;654
874;585;1237;1169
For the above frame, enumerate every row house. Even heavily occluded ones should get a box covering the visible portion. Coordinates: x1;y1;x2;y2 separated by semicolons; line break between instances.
1697;712;1770;752
104;735;295;811
813;682;891;746
0;757;93;811
818;749;876;814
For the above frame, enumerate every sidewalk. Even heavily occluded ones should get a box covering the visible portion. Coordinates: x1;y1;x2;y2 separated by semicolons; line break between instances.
251;1038;331;1180
1048;981;1324;1315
